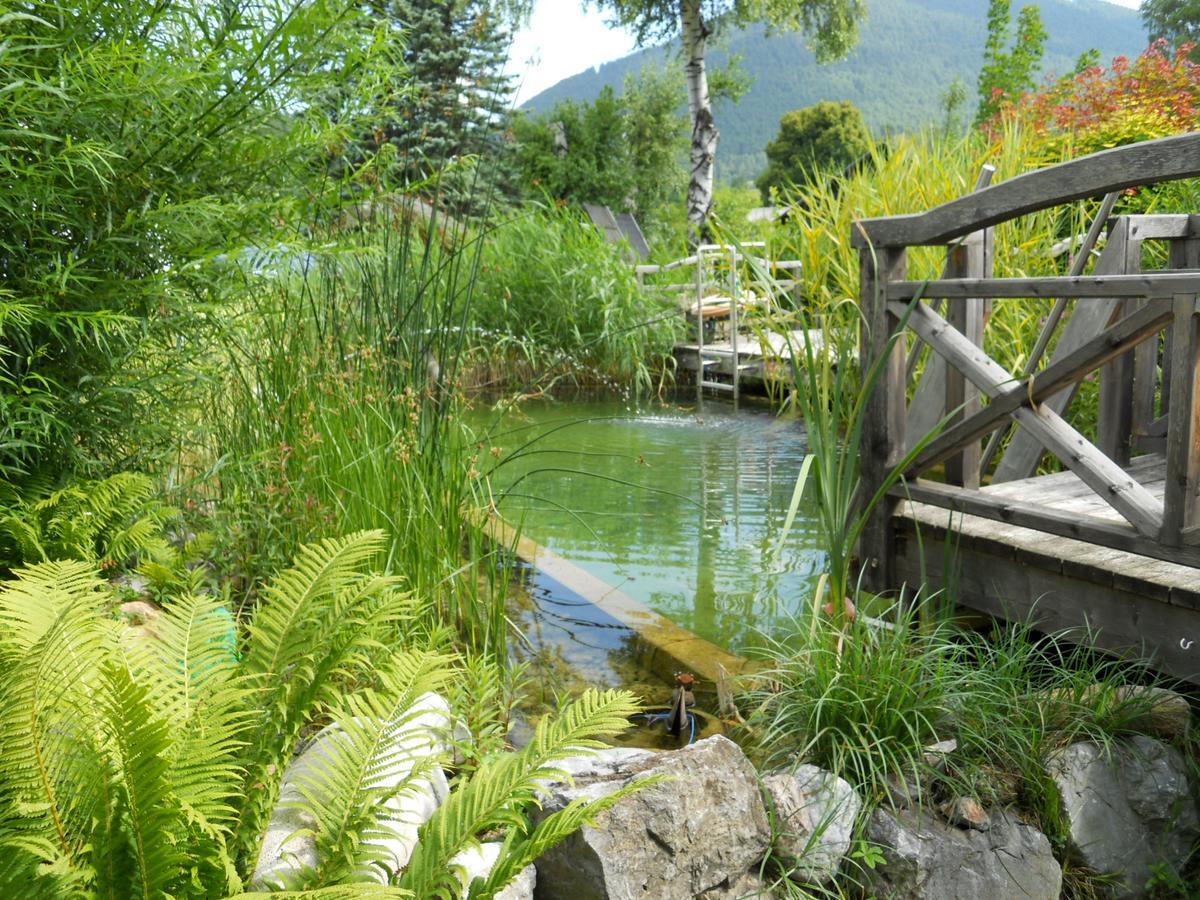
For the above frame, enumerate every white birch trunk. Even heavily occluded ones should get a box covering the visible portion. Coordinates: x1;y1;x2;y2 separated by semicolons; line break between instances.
681;0;717;248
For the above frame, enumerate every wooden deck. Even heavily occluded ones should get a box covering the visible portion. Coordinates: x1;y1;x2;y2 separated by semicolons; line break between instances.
674;328;830;385
854;134;1200;685
894;455;1200;682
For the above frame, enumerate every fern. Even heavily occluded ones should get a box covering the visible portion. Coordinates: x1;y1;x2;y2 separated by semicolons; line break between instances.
227;887;413;899
0;472;178;570
399;689;641;899
280;651;455;889
95;659;186;899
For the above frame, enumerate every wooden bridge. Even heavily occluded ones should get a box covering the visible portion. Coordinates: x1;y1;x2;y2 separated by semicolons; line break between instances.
856;132;1200;683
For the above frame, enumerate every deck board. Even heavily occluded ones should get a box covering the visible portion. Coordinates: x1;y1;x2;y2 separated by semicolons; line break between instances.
894;453;1200;682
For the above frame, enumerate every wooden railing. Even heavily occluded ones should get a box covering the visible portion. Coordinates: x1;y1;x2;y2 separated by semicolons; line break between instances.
856;132;1200;590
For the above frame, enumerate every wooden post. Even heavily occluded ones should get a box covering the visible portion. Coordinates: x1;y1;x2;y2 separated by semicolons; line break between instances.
944;233;985;488
858;243;908;593
1162;293;1200;546
1162;226;1200;546
1098;222;1142;465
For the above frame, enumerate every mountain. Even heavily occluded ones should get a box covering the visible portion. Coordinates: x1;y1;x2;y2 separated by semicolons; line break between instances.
522;0;1147;184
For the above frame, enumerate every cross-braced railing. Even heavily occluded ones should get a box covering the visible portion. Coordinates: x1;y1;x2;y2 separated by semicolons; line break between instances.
856;132;1200;591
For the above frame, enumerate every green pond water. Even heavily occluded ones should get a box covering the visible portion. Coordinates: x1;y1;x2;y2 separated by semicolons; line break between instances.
469;395;824;661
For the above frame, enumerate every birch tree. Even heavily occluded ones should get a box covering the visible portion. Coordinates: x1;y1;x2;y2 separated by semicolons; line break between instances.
588;0;865;246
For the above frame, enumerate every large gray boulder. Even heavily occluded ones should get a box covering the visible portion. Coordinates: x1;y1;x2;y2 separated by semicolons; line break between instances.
866;806;1061;900
762;765;861;885
1047;735;1199;897
450;842;536;900
534;735;771;900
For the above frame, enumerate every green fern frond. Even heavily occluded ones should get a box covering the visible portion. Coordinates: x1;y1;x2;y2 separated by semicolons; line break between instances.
96;658;187;899
287;651;454;888
138;594;252;843
399;689;639;899
243;530;388;685
0;565;114;866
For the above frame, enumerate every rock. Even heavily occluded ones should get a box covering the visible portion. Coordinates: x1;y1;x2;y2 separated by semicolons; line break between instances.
448;842;535;900
762;765;861;885
938;796;990;832
696;868;776;899
1118;686;1192;740
1047;736;1199;897
534;735;771;900
252;692;460;888
922;738;956;772
867;806;1061;900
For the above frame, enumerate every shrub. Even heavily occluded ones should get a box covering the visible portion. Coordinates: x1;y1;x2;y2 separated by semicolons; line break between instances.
756;100;873;202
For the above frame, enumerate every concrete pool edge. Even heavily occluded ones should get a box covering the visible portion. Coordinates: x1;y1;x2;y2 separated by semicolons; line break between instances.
484;515;758;687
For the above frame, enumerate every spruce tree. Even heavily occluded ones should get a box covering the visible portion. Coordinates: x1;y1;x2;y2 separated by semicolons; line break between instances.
374;0;516;211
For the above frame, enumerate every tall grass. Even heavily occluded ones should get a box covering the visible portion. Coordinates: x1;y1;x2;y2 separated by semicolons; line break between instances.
472;203;684;393
193;197;508;655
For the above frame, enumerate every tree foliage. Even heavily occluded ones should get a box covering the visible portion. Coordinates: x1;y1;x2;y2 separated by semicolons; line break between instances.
510;66;687;238
755;100;872;201
0;0;401;481
983;39;1200;153
370;0;518;210
1143;0;1200;61
975;0;1048;124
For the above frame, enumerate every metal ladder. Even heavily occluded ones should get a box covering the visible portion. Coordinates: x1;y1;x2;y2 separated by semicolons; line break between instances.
695;243;762;401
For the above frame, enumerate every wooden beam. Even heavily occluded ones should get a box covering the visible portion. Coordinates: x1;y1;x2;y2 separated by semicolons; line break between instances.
1162;293;1200;545
892;480;1200;569
891;299;1165;536
944;238;984;487
994;219;1135;483
887;272;1200;301
906;300;1174;475
1128;215;1198;241
852;132;1200;248
860;247;909;591
1098;228;1145;465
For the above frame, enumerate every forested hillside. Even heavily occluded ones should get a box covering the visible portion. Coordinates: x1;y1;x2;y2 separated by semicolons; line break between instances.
523;0;1146;184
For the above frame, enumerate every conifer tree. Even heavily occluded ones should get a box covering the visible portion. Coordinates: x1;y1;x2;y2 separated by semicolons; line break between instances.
374;0;518;210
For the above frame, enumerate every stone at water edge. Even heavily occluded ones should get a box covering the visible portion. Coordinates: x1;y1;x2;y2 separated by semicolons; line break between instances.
1047;735;1199;898
252;692;465;888
866;806;1061;900
761;765;861;885
533;735;771;900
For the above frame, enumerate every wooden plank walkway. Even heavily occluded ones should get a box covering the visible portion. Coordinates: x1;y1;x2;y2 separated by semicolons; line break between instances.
674;328;830;385
894;454;1200;683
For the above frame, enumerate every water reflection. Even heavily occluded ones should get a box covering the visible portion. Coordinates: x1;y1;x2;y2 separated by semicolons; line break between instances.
471;394;824;655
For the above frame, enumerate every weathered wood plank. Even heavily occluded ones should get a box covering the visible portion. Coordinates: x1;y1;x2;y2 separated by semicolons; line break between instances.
906;300;1173;475
852;132;1200;248
944;237;984;487
1098;233;1144;465
894;526;1200;683
894;479;1200;570
893;299;1164;535
1128;214;1197;241
887;272;1200;301
860;246;908;591
994;219;1134;482
1162;293;1200;545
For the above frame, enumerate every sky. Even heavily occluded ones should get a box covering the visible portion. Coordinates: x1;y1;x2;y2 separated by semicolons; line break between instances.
507;0;1145;107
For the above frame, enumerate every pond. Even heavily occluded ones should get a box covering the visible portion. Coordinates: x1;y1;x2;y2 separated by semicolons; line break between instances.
468;394;824;678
